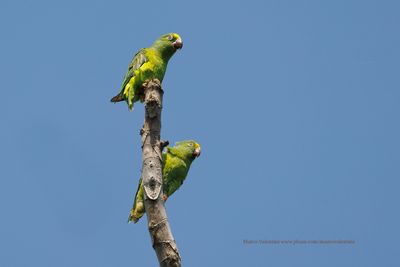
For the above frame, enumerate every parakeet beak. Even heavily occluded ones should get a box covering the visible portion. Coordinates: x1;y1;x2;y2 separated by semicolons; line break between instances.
192;146;201;158
173;38;183;49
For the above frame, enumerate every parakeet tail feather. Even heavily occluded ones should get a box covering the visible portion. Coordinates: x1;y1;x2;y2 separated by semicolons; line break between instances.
110;94;124;103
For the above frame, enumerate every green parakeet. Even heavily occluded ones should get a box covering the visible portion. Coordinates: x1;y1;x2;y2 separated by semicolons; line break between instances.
110;33;183;110
128;140;201;223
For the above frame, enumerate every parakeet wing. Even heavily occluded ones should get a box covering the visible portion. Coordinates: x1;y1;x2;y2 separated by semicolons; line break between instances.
132;176;143;211
110;49;148;102
162;154;188;197
128;176;144;223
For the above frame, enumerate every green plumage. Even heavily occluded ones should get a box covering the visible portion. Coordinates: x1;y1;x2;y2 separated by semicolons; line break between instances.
128;140;201;223
111;33;183;110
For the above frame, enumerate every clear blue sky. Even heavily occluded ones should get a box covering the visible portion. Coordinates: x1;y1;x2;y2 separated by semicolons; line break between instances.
1;0;399;266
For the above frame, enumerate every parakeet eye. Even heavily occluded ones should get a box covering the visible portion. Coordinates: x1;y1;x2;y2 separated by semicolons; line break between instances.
167;35;174;41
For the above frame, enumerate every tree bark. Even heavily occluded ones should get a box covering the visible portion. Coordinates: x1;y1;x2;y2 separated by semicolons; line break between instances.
140;79;181;267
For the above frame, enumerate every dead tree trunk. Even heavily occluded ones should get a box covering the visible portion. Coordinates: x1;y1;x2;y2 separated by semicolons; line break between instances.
140;79;181;267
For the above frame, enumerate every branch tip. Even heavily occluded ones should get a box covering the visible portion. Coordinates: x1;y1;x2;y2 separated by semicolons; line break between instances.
160;140;169;150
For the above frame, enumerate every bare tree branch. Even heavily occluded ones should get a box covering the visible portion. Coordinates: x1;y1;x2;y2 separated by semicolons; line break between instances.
140;79;181;267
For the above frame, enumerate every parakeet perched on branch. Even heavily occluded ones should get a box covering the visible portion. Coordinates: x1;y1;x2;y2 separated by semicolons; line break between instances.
129;140;201;223
110;33;183;110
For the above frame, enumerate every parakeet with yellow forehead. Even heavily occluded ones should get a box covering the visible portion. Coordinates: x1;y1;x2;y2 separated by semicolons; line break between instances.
110;33;183;110
128;140;201;223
